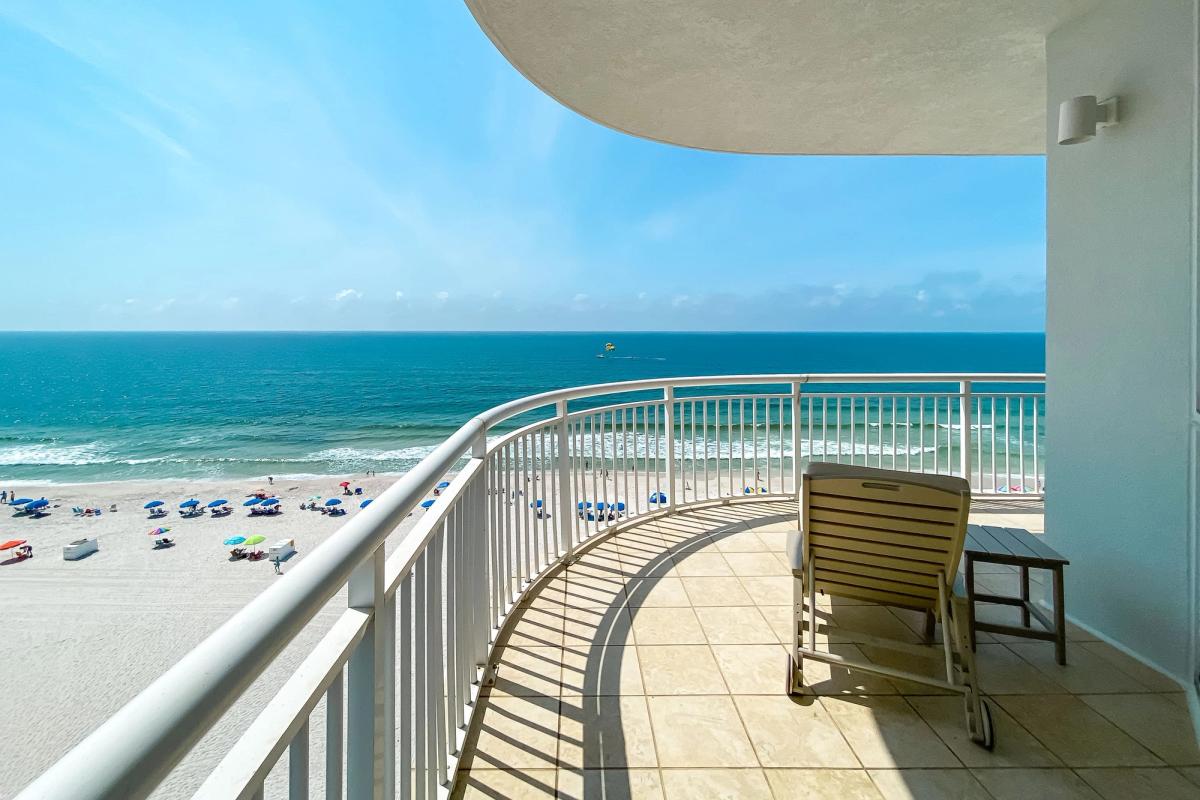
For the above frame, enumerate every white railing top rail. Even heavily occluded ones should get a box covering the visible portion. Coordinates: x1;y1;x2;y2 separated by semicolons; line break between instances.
18;372;1044;800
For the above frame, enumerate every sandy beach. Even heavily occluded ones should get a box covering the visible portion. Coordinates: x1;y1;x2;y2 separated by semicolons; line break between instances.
0;474;420;799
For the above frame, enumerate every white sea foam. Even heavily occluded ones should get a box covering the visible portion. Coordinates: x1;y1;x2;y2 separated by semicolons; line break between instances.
310;446;440;462
0;442;115;466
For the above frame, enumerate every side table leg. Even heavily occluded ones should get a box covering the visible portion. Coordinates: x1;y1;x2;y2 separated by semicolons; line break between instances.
1053;566;1067;665
1020;565;1030;627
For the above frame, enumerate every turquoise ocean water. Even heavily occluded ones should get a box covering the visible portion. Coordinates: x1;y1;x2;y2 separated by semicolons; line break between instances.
0;332;1044;484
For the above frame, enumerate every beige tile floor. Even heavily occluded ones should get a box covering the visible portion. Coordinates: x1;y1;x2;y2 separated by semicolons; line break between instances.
453;501;1198;799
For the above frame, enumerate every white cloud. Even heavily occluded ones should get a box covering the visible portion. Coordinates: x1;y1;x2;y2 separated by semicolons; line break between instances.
434;290;450;302
334;288;362;302
124;298;138;305
152;298;175;313
915;289;929;302
290;296;307;304
220;296;240;310
394;290;405;301
670;294;691;308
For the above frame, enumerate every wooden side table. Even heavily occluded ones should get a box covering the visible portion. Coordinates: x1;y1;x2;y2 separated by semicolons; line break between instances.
963;525;1070;665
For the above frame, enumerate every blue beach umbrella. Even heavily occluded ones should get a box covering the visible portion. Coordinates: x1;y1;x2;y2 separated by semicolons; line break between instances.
24;499;49;511
207;499;228;508
223;536;246;546
10;498;33;506
325;498;341;507
420;499;435;509
180;499;200;509
436;481;450;489
144;500;164;509
360;499;372;509
261;498;280;507
615;502;626;511
576;501;593;510
530;499;543;508
649;492;667;504
243;498;262;507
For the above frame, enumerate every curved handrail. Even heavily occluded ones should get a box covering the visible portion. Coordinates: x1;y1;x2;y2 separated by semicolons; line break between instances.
18;372;1043;799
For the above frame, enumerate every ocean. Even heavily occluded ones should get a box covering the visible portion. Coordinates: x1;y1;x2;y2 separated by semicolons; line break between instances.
0;332;1044;484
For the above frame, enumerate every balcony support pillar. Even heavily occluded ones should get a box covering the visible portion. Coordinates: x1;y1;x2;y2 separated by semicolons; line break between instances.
556;400;576;561
347;544;388;800
959;380;973;486
664;386;676;512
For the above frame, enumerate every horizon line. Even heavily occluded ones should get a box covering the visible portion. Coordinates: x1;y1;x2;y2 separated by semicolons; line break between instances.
0;329;1047;335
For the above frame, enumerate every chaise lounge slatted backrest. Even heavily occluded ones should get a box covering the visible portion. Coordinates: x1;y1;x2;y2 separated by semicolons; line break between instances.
801;462;972;611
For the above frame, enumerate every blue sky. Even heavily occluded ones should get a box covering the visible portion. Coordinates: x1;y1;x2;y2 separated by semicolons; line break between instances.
0;1;1046;332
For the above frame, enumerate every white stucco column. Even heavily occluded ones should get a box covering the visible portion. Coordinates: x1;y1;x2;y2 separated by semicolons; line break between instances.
1044;0;1199;705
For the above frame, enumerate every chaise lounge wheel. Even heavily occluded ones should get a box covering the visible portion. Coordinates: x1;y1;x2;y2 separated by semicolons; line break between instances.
786;654;805;696
965;696;996;750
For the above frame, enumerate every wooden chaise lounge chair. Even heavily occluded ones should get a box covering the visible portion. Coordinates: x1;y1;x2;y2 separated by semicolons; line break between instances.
787;462;994;748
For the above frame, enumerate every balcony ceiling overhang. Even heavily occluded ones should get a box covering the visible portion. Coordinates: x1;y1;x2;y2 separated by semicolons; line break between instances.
464;1;1096;155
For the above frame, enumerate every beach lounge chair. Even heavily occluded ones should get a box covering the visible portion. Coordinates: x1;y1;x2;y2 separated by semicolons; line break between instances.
787;462;994;748
72;507;84;516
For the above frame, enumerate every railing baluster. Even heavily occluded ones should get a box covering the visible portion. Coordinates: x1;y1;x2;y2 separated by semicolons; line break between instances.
398;576;411;800
431;528;447;790
326;670;343;800
289;720;309;800
445;508;461;747
1033;395;1041;492
1019;396;1026;492
414;551;430;800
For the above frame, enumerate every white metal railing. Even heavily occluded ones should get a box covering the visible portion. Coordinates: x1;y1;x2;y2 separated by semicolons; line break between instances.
17;373;1043;800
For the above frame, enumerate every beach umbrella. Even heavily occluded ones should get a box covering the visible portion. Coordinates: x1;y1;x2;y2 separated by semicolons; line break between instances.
576;501;593;509
649;492;667;504
420;499;435;509
0;539;26;551
244;535;266;546
325;498;341;507
615;501;627;511
223;536;246;546
24;499;49;511
436;481;450;489
207;499;228;508
10;498;33;506
147;527;171;536
360;499;372;509
261;498;280;507
180;499;200;509
144;500;164;509
339;481;350;488
530;499;543;508
243;498;262;507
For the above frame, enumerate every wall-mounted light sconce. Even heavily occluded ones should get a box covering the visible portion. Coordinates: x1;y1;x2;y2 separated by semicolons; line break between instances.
1057;95;1119;145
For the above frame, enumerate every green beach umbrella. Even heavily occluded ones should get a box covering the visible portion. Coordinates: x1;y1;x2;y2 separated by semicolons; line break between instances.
244;535;266;546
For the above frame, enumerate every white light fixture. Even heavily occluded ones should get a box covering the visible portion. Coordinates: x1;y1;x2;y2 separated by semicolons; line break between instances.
1057;95;1119;145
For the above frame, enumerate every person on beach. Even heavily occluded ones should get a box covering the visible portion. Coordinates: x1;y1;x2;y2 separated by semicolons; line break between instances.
273;559;282;575
268;476;274;485
0;490;6;503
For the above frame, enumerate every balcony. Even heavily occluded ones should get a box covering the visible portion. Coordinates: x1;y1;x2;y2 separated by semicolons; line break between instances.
458;500;1197;799
19;373;1196;800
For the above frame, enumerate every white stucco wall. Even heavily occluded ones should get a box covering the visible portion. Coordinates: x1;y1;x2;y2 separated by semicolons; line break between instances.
1045;0;1198;684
